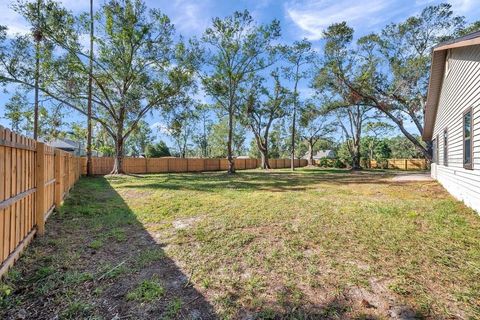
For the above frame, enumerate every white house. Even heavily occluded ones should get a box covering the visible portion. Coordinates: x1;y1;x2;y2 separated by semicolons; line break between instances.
423;31;480;213
302;150;336;161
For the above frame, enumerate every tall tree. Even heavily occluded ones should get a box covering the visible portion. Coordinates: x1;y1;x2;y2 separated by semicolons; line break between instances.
164;100;198;158
334;105;373;169
282;39;315;170
86;0;94;176
192;104;212;158
299;104;334;166
315;22;379;169
198;10;280;173
242;72;289;169
32;0;42;140
2;0;197;174
319;4;470;160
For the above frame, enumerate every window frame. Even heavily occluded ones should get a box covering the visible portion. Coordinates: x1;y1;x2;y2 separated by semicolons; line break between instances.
443;128;448;166
463;107;473;170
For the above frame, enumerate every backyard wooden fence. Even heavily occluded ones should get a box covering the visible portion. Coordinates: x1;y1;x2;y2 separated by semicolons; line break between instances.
369;158;428;170
0;127;81;278
80;157;308;175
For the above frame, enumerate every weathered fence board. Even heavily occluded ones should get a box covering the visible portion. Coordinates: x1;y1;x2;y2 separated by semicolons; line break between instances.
0;127;81;278
81;157;308;175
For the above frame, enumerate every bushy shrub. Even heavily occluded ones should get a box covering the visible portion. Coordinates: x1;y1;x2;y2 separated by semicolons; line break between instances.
317;157;346;168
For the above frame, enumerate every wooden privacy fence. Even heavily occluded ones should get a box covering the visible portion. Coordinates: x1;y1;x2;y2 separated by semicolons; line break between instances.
369;159;428;170
81;157;308;175
0;127;81;278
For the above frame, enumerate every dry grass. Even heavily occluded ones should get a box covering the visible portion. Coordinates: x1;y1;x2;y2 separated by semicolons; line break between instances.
1;168;479;319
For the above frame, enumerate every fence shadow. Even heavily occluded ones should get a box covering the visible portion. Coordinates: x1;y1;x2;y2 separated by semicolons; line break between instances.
1;177;217;319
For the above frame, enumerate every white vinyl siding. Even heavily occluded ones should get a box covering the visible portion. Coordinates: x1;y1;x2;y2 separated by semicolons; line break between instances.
431;45;480;213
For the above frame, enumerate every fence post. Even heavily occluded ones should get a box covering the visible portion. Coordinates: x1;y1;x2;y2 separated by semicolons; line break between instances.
404;159;408;170
54;149;63;207
35;142;45;235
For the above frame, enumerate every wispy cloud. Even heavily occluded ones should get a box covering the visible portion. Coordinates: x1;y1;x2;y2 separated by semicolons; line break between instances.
449;0;475;13
160;0;213;36
285;0;395;40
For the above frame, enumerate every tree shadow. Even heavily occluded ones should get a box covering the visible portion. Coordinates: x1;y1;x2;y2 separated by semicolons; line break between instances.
116;169;401;194
0;177;217;319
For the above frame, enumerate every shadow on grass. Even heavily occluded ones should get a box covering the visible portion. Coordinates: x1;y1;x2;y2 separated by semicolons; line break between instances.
0;177;217;319
117;168;398;193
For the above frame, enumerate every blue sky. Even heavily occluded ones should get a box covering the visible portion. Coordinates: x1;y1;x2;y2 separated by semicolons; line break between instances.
0;0;479;148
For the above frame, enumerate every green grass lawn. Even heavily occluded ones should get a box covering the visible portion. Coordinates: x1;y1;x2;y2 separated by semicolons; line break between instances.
1;168;479;319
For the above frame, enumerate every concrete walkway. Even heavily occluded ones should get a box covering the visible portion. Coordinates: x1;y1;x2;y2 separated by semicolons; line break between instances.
390;172;433;182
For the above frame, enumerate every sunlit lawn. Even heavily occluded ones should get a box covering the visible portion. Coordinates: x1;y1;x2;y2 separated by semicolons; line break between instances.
1;168;479;319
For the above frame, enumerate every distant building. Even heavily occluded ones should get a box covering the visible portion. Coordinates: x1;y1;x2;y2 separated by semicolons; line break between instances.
303;150;336;160
45;138;85;156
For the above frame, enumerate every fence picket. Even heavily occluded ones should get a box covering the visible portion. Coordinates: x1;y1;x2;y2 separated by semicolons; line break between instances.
0;129;81;278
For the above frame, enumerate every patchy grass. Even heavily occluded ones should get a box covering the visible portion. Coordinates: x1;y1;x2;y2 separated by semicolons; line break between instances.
1;168;479;319
127;278;165;302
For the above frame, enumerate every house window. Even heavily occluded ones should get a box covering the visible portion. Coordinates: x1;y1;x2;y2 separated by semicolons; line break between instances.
443;128;448;166
463;108;473;169
432;136;438;163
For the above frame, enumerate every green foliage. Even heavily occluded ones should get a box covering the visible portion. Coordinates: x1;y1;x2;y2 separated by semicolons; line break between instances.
242;72;290;166
208;117;246;157
2;0;197;172
386;135;425;159
125;121;153;157
198;10;280;169
145;140;171;158
318;158;346;168
0;284;12;308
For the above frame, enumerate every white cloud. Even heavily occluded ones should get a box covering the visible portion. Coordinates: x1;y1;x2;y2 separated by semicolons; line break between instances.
0;0;92;38
165;0;212;36
0;1;29;37
449;0;475;13
285;0;394;40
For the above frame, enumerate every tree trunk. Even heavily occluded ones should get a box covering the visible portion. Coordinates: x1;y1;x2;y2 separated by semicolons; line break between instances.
227;108;235;174
307;140;314;166
290;105;296;171
259;151;269;169
351;143;361;170
111;136;125;174
86;0;94;176
33;40;40;140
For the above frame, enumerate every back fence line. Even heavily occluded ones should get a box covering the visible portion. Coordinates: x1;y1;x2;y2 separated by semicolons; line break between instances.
80;157;309;175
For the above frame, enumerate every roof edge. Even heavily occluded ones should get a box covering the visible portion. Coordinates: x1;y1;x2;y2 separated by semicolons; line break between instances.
423;30;480;142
